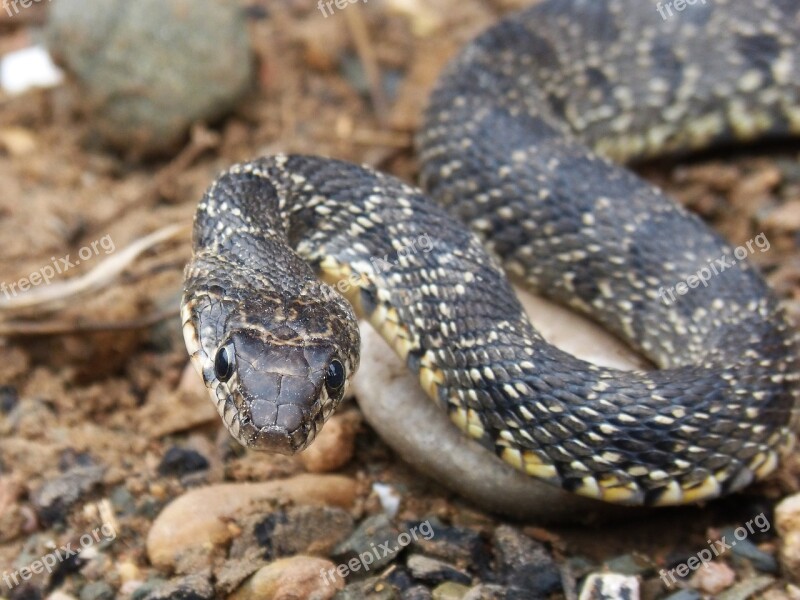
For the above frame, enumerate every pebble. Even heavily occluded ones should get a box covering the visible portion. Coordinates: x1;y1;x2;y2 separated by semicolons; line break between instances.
140;574;214;600
79;581;115;600
602;554;654;577
401;586;433;600
299;410;360;473
332;513;402;574
462;584;508;600
662;591;702;600
229;505;354;560
722;529;778;573
32;464;105;525
353;287;646;522
157;447;210;477
407;555;471;586
228;556;342;600
335;577;398;599
579;573;639;600
492;525;561;595
775;493;800;581
689;560;736;595
0;384;18;413
146;475;358;569
431;582;472;600
44;0;252;156
409;520;484;567
715;576;775;600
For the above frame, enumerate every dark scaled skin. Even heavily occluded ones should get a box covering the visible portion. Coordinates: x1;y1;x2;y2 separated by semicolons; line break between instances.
183;0;800;505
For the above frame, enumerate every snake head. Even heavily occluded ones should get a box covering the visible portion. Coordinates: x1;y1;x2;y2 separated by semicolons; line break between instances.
182;257;360;454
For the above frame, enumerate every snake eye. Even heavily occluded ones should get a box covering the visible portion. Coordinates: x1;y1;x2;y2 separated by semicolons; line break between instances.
214;344;235;382
325;359;346;398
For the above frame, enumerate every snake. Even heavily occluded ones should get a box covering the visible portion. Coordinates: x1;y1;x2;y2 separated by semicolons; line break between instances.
182;0;800;506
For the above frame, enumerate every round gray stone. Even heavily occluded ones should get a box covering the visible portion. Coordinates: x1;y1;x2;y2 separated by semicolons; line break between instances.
45;0;253;156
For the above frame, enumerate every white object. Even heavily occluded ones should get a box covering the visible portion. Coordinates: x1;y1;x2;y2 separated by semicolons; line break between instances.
1;44;63;95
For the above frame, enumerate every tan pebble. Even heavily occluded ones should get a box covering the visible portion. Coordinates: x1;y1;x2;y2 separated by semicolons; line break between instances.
432;581;472;600
689;560;735;595
227;556;342;600
300;411;361;473
0;127;37;156
117;560;141;583
146;475;358;569
775;493;800;582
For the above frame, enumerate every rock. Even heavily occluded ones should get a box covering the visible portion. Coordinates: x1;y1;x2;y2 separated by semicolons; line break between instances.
79;581;115;600
715;576;775;600
334;577;398;599
300;410;361;473
45;0;252;157
579;574;639;600
32;464;105;525
401;586;433;600
722;528;778;573
407;555;471;586
462;585;508;600
229;556;342;600
431;582;471;600
689;560;735;595
492;526;561;595
229;505;354;561
662;591;701;600
353;287;646;522
602;554;654;576
0;384;18;413
332;514;402;575
146;475;358;569
776;493;800;581
157;447;210;477
141;574;214;600
408;520;485;567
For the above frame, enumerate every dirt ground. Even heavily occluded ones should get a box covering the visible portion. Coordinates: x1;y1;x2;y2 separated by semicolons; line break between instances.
2;1;800;599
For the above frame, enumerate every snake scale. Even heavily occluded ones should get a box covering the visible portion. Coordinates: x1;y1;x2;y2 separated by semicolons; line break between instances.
182;0;800;506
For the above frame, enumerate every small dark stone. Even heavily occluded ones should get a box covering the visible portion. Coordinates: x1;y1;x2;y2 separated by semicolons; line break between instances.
0;385;18;413
79;581;115;600
385;566;415;592
406;519;487;568
603;553;654;576
157;447;209;477
406;555;471;586
662;590;702;600
130;578;168;600
463;583;509;599
10;583;43;600
141;574;214;600
333;514;402;575
400;586;432;600
334;577;398;599
492;526;561;596
230;506;353;561
721;528;778;573
32;465;105;525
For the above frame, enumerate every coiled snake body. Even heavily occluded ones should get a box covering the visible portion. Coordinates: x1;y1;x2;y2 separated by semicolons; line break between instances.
183;0;800;506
